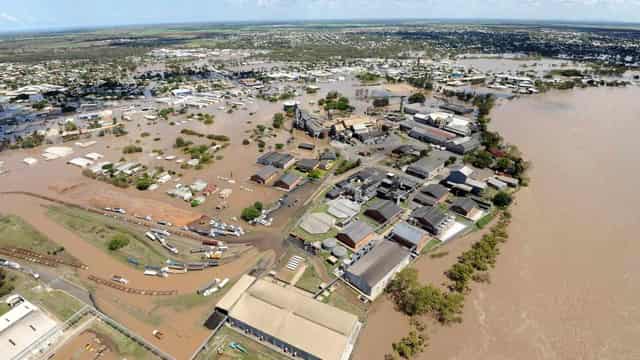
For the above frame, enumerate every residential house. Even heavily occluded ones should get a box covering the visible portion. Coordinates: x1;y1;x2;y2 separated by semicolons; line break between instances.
337;221;376;250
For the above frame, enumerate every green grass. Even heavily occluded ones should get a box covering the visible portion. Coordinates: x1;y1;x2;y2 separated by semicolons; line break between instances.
0;215;73;260
91;320;156;360
46;206;168;267
421;239;443;254
8;271;84;321
325;285;369;321
291;226;339;243
295;265;323;293
196;325;289;360
0;302;10;317
476;209;498;229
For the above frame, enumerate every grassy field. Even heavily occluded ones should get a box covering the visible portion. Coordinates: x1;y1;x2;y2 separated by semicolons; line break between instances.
46;205;171;268
295;265;323;293
91;320;156;360
196;325;289;360
325;284;369;322
7;271;85;322
0;215;76;262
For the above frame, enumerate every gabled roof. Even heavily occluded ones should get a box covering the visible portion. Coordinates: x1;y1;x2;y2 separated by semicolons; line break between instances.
421;183;449;200
339;221;374;242
365;200;402;222
412;206;447;227
347;240;411;287
391;222;428;246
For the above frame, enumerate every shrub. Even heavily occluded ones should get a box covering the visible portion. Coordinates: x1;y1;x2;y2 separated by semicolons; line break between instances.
108;234;130;251
492;191;513;208
122;145;142;154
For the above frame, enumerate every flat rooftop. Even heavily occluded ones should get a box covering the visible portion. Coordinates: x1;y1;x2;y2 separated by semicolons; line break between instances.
0;298;59;360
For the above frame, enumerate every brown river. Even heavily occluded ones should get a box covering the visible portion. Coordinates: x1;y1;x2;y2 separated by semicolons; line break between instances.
357;85;640;360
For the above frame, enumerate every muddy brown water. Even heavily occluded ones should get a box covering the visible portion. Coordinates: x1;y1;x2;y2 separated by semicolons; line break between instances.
357;86;640;360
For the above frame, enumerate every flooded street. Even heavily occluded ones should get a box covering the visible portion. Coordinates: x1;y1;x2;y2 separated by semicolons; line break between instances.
423;86;640;360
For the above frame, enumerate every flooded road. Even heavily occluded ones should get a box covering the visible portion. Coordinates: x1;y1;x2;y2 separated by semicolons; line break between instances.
423;86;640;360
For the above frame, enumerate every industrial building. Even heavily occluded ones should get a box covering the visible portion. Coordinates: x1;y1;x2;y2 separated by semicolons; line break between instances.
0;295;59;360
216;275;362;360
337;221;376;250
343;240;412;299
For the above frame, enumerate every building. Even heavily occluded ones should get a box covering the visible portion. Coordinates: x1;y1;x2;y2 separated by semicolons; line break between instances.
450;197;478;217
216;275;362;360
447;164;474;184
0;295;59;360
344;241;412;299
421;183;449;202
274;173;301;191
257;152;296;169
405;156;446;180
364;200;403;224
411;206;453;235
390;222;430;252
251;166;278;184
337;221;376;250
296;159;320;173
295;108;329;138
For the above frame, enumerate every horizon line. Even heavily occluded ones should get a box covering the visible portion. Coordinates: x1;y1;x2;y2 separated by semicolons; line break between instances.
2;17;640;36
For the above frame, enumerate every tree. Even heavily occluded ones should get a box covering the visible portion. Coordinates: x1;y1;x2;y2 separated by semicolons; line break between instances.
108;234;130;251
408;92;426;104
241;206;261;221
136;175;154;190
272;113;285;129
492;191;513;208
308;169;322;180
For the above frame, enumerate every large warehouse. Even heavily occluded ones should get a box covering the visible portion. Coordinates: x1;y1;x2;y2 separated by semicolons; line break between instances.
343;241;412;300
216;275;362;360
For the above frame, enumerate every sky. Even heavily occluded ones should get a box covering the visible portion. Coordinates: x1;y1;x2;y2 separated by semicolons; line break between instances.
1;0;640;32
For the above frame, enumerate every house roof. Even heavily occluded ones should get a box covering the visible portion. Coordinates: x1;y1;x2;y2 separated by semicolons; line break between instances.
254;165;278;180
413;193;438;207
364;200;402;223
391;222;428;246
412;206;447;227
451;197;477;213
346;240;411;288
339;221;374;242
421;183;449;200
296;158;320;170
276;172;300;186
450;164;474;177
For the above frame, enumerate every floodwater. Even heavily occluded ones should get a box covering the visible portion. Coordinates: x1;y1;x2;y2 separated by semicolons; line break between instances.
357;85;640;360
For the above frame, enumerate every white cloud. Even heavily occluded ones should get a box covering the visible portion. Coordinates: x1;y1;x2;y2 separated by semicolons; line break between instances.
0;12;19;23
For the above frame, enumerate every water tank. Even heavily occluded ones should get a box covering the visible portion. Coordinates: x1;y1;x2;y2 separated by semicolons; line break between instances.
322;238;337;250
332;245;348;258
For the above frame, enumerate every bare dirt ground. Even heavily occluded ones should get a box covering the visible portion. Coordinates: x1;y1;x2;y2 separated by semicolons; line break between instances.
52;329;120;360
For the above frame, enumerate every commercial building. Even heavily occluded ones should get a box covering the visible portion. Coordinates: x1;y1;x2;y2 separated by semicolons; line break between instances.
364;200;403;224
337;221;376;250
405;156;446;180
274;173;301;191
411;206;453;235
217;275;362;360
251;166;279;184
390;221;430;252
257;152;296;169
344;241;412;299
0;295;59;360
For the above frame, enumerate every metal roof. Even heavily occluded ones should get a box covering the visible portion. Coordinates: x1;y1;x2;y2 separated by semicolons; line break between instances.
346;241;411;288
